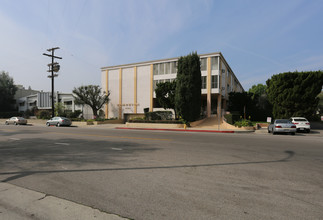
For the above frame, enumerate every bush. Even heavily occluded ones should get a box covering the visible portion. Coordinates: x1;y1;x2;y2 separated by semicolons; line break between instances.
145;111;173;120
234;119;253;127
36;110;51;119
224;114;241;125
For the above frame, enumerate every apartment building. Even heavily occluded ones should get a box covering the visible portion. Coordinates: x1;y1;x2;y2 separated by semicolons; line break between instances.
101;52;244;119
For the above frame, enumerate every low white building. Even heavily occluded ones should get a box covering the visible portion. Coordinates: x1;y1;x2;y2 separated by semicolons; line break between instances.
17;92;94;119
101;52;244;119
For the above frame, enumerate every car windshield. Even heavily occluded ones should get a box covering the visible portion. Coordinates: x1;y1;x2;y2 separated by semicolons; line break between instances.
17;117;24;120
276;119;291;124
294;119;307;122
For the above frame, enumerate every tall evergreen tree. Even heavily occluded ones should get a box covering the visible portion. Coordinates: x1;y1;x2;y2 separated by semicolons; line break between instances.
266;71;323;119
175;52;201;123
0;71;17;112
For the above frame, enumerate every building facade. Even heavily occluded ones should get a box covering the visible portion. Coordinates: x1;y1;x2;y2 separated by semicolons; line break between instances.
101;52;244;119
17;92;94;119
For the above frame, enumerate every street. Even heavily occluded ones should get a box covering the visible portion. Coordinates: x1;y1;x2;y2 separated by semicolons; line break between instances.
0;125;323;219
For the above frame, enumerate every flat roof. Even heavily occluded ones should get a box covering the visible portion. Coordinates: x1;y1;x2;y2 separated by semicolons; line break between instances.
101;52;244;91
101;52;223;70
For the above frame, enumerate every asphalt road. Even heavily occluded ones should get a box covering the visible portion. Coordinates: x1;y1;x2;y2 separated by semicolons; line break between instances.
0;125;322;219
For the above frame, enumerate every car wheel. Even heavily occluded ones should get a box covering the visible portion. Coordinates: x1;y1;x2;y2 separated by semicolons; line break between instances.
56;123;61;127
5;121;9;125
272;129;276;135
268;129;270;133
46;122;50;127
307;129;310;133
14;122;17;125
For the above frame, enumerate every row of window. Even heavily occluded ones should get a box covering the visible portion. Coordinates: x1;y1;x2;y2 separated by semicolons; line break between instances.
201;75;218;89
200;57;219;71
153;75;219;90
153;61;177;75
153;56;220;76
153;79;175;90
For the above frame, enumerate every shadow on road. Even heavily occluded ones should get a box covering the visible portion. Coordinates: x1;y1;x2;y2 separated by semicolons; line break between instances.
0;150;295;183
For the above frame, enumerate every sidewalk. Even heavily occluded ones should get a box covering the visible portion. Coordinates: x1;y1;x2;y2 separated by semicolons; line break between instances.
0;182;128;220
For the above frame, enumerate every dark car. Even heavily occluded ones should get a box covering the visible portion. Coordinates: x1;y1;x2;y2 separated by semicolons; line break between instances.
46;117;72;127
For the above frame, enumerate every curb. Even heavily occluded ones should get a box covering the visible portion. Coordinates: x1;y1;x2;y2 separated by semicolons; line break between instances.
115;127;245;133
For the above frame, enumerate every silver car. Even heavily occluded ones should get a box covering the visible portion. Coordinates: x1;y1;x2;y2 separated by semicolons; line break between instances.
46;117;72;127
5;117;27;125
268;119;296;135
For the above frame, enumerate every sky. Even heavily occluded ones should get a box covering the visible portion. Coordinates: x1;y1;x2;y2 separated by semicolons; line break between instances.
1;0;323;93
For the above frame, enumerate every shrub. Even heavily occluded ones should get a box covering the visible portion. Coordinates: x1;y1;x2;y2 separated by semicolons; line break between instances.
224;114;241;125
234;119;253;127
145;111;173;120
36;110;51;119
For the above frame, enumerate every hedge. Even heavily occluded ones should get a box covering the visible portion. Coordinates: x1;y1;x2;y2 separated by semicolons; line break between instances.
0;112;23;118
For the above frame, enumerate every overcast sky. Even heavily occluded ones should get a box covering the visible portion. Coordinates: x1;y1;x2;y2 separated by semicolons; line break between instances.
1;0;322;93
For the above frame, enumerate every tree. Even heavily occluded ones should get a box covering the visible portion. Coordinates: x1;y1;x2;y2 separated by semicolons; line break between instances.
266;71;323;119
318;92;323;114
54;102;65;116
73;85;110;118
155;81;176;117
247;83;272;119
0;71;17;112
175;52;201;123
227;92;255;118
248;84;267;100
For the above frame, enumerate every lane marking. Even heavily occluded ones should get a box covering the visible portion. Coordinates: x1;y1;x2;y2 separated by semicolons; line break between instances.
9;138;20;141
111;147;123;151
52;132;171;141
55;143;70;146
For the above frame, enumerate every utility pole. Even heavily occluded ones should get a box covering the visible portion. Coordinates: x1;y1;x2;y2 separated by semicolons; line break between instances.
43;47;62;118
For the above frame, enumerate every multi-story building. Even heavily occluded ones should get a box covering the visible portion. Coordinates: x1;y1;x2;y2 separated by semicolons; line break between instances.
101;52;244;119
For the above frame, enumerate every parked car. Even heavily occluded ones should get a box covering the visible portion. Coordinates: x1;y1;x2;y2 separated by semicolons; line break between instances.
289;117;310;133
46;117;72;127
268;119;296;135
5;117;27;125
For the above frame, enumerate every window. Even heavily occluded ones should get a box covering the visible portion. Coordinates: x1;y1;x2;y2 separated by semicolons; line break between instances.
200;58;207;71
165;62;170;74
153;64;159;75
171;61;177;74
159;63;164;75
211;57;218;70
201;76;207;89
211;75;218;88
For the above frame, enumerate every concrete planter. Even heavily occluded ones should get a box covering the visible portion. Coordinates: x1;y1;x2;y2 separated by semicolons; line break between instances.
72;121;93;126
93;120;124;125
126;122;184;129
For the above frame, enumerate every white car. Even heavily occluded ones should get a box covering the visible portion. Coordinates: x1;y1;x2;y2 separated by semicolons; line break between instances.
289;117;310;133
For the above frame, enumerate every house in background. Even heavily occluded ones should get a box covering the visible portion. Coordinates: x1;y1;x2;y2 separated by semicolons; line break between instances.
16;91;94;119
